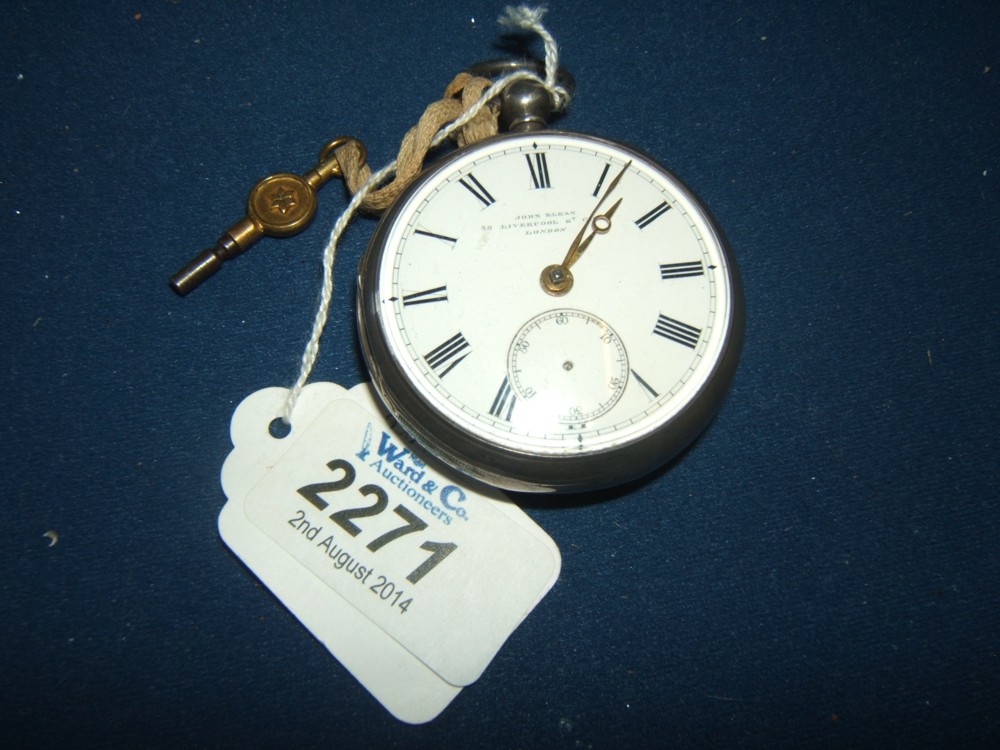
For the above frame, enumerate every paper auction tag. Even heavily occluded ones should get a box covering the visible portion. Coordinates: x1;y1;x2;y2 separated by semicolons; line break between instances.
219;382;560;722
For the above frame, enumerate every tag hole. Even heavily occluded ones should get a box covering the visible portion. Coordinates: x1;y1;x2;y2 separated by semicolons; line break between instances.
268;417;291;439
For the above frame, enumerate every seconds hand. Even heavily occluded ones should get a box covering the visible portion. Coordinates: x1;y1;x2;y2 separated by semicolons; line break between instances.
541;160;632;296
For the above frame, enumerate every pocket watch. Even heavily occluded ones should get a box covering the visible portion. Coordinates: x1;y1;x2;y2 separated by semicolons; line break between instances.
357;63;744;493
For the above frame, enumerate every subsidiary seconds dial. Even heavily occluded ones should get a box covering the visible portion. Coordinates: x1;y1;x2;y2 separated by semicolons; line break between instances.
358;130;744;492
507;309;628;425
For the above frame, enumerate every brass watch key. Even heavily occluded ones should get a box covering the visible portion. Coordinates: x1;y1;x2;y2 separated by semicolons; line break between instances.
170;137;365;295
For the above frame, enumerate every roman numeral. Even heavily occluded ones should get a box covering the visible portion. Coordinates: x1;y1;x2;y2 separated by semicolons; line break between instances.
660;261;704;279
413;228;458;244
424;333;470;377
653;314;701;349
402;285;448;306
526;153;551;189
488;376;517;421
630;369;659;399
458;173;495;207
635;201;671;229
592;163;611;197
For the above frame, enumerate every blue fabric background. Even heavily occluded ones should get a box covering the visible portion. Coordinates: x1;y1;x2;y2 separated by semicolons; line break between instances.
2;1;997;747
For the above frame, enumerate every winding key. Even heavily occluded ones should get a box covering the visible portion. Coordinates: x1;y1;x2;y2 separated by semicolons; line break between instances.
170;137;366;295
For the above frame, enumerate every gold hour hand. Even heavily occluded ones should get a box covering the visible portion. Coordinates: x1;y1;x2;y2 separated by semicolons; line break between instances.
541;160;631;296
562;197;622;268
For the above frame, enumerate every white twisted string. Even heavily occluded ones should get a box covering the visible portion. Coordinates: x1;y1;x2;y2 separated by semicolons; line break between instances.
282;5;570;422
499;5;569;109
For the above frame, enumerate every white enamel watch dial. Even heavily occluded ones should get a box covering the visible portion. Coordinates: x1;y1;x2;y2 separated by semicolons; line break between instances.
358;130;743;492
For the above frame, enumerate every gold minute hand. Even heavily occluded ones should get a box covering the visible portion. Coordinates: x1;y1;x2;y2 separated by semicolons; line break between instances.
540;160;632;296
560;160;632;271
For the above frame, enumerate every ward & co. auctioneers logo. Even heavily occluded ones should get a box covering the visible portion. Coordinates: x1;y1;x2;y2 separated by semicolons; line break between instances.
355;422;470;526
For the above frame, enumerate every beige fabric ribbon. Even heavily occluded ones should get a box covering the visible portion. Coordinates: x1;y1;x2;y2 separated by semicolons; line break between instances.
334;73;498;213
